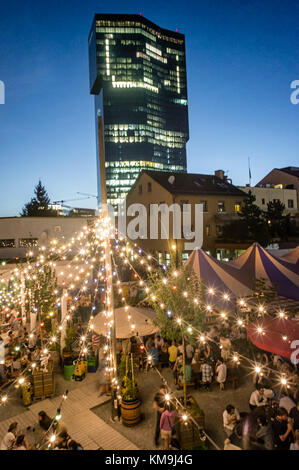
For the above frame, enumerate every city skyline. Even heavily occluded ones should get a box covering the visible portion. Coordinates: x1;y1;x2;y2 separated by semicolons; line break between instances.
0;0;298;217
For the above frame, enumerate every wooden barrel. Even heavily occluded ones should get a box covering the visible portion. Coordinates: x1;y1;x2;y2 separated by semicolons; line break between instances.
121;398;141;427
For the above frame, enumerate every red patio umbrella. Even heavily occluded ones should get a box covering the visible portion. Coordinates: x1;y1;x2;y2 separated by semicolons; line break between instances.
246;317;299;359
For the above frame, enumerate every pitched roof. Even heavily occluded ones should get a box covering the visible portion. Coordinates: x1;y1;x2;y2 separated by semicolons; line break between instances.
140;170;246;197
278;167;299;179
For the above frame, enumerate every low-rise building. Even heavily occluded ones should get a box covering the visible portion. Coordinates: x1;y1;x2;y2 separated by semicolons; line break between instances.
0;216;95;261
256;166;299;210
125;169;248;263
238;185;297;214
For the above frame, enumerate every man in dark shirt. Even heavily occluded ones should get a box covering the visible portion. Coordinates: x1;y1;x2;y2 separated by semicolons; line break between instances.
153;384;167;446
272;407;293;450
290;402;299;431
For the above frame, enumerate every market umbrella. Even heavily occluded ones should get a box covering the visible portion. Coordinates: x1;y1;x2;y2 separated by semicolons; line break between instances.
246;317;299;359
93;306;159;339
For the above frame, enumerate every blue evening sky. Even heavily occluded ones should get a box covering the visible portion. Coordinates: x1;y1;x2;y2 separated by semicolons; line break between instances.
0;0;298;216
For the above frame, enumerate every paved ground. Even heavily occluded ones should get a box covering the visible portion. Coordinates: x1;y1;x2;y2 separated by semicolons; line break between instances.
92;365;254;450
0;371;138;450
0;360;256;451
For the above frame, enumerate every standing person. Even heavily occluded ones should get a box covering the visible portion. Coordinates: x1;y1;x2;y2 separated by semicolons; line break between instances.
168;341;178;369
153;384;167;447
220;336;231;361
249;385;267;411
185;341;194;364
200;359;213;390
272;408;293;450
160;403;178;450
146;344;159;371
154;335;164;351
0;422;18;450
216;358;227;391
290;401;299;431
98;349;109;397
173;353;183;385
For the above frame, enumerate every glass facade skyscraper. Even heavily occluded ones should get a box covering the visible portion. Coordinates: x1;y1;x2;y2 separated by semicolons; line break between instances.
88;14;189;206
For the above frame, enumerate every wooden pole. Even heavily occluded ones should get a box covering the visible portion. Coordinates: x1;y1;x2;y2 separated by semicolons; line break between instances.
182;329;187;407
131;353;135;394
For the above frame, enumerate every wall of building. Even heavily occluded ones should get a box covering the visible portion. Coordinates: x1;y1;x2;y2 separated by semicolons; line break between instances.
256;169;299;208
0;217;94;260
238;186;298;214
125;172;247;261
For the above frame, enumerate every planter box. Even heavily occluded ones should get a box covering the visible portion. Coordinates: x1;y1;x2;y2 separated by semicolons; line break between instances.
177;395;205;450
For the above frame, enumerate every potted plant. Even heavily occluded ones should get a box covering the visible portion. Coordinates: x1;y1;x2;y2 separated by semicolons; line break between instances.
120;353;141;426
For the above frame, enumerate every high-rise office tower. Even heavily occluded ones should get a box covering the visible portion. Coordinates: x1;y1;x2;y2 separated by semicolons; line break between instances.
88;14;189;206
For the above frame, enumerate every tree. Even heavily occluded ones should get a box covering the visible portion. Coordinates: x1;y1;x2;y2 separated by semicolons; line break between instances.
21;180;56;217
146;264;206;342
221;191;271;246
265;200;291;241
25;263;58;328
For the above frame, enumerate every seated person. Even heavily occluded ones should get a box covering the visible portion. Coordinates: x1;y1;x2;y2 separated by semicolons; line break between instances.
249;385;268;411
223;404;240;437
253;415;274;450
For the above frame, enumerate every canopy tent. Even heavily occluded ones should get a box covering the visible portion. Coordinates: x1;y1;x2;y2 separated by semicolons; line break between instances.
228;243;299;300
281;246;299;265
93;306;158;339
185;249;252;309
246;317;299;359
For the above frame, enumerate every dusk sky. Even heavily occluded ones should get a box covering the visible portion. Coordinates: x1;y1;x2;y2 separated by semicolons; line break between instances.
0;0;298;217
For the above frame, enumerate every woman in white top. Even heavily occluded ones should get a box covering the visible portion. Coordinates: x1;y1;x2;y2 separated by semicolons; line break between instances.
0;422;18;450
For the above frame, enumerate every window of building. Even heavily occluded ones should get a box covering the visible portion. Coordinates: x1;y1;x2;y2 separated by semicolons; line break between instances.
234;202;241;213
19;238;38;248
158;252;163;265
147;182;152;193
54;226;61;233
217;201;225;213
138;184;142;194
288;199;294;208
205;225;211;237
262;198;265;205
0;239;15;248
200;201;208;212
165;253;171;266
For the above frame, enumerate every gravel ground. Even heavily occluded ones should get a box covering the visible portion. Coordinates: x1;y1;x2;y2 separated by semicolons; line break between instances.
92;365;254;450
